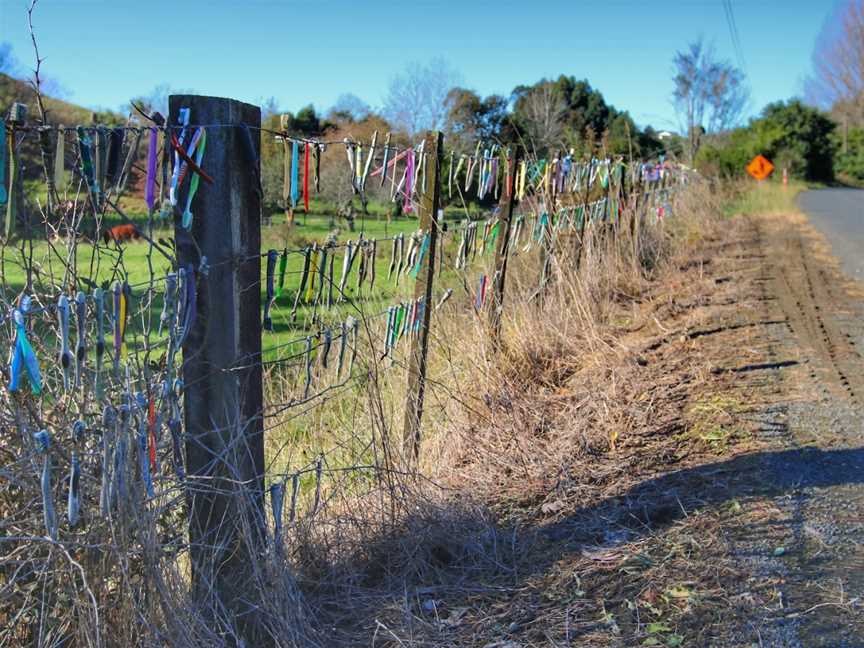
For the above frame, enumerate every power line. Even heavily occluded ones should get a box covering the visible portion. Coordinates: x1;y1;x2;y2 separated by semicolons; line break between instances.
722;0;747;72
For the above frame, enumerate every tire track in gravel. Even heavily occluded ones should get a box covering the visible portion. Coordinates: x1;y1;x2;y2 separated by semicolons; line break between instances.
731;212;864;647
762;218;864;403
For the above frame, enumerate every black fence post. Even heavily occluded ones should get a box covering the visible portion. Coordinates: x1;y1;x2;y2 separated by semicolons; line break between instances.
169;94;269;646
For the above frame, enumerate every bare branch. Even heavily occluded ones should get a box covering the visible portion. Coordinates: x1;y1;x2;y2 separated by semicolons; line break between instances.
518;83;568;155
383;59;462;137
807;0;864;126
26;0;49;124
671;38;749;164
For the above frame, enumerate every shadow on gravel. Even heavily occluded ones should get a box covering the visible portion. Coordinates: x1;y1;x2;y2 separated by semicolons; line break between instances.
542;446;864;544
328;447;864;642
343;446;864;586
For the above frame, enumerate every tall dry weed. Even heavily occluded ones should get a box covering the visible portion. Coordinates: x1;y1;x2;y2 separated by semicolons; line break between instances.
2;179;725;646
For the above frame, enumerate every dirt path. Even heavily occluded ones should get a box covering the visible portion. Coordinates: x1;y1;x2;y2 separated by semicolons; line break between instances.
722;211;864;646
332;208;864;647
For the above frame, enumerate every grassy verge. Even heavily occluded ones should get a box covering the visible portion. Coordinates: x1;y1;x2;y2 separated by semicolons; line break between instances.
282;179;774;645
721;177;823;218
7;172;764;645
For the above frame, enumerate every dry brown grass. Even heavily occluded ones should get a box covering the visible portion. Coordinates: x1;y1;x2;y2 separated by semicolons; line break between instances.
274;180;777;645
5;178;772;647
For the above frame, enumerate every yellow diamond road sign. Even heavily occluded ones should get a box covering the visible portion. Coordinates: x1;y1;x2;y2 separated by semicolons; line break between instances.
746;154;774;181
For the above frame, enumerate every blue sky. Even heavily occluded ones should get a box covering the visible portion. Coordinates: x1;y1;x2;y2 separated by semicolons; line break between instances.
0;0;838;130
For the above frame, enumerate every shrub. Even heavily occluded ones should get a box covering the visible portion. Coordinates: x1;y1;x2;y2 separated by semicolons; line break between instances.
834;127;864;181
695;100;836;182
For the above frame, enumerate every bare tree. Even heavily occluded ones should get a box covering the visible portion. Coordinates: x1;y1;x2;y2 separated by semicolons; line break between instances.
383;58;461;137
518;83;568;155
129;83;195;118
26;0;49;124
328;93;372;123
672;39;749;164
806;1;864;149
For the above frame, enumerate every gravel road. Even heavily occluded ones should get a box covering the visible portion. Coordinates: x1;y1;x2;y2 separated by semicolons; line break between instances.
737;209;864;646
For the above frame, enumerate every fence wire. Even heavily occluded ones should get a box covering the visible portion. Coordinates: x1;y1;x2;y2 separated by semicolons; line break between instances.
0;99;690;646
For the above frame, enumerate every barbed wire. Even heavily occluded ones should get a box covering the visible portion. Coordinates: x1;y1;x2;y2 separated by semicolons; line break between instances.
7;119;674;170
0;104;691;645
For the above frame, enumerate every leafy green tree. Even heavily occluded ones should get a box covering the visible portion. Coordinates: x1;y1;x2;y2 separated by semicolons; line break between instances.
638;126;669;159
834;126;864;180
606;112;640;157
282;104;321;136
510;75;656;158
552;76;614;136
444;88;510;150
696;100;835;181
760;100;835;181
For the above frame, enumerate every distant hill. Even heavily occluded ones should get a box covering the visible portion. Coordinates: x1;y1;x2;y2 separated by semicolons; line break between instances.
1;73;133;188
0;72;101;125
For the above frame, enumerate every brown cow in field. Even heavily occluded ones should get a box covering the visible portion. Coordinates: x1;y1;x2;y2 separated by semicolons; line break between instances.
103;224;142;245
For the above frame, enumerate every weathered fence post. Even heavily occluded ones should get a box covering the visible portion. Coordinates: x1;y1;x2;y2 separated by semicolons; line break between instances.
574;157;595;270
537;157;555;302
402;131;443;459
488;146;521;344
169;95;268;645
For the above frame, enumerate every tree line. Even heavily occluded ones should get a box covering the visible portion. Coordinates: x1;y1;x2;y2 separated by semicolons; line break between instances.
7;0;864;205
2;41;674;219
679;0;864;185
253;63;670;215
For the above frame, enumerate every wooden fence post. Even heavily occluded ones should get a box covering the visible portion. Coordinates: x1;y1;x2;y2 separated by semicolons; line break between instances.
169;95;269;645
537;156;555;302
488;146;521;343
402;131;443;459
574;157;595;270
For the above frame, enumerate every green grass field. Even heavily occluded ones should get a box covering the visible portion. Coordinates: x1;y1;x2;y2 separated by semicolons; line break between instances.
3;193;490;366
